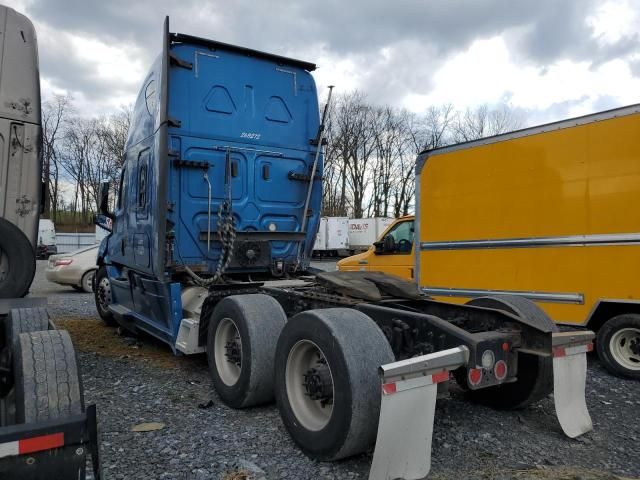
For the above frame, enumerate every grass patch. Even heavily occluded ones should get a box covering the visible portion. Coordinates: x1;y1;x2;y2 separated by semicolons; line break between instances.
55;317;202;370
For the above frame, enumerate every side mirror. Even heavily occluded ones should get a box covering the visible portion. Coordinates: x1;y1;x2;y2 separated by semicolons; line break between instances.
382;235;396;253
98;182;114;220
93;213;113;233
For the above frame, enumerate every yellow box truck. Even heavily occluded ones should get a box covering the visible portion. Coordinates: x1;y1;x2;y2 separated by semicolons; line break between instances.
337;104;640;379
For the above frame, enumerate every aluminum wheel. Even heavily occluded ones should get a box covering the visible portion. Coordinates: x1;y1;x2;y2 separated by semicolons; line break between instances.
214;318;242;386
609;327;640;371
96;277;112;313
285;340;334;431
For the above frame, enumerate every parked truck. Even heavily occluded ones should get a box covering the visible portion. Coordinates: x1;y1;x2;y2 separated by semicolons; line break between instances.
36;218;57;259
313;216;349;257
95;18;596;479
337;104;640;380
0;6;100;479
348;217;394;252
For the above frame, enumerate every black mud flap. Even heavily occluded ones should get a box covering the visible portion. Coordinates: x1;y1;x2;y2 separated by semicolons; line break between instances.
0;404;101;480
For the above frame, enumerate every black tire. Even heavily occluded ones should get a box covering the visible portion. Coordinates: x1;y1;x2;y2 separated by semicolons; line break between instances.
207;294;287;408
13;330;84;423
5;308;50;345
274;308;395;461
461;295;558;409
0;217;36;298
94;266;115;325
596;314;640;379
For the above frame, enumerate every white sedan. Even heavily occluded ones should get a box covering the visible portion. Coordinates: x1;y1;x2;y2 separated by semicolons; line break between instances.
45;245;99;293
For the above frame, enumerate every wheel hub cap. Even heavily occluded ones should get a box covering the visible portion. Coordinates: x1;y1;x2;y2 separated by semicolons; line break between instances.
303;361;333;406
285;340;334;431
214;318;242;386
224;338;242;367
610;327;640;371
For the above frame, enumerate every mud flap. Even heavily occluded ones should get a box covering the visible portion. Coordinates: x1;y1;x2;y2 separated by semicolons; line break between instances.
369;346;469;480
552;331;595;438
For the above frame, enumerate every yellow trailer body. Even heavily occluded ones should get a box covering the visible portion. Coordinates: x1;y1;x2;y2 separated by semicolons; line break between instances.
416;105;640;328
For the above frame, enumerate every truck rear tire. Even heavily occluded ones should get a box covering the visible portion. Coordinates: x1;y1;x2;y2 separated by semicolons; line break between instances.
596;314;640;379
461;295;558;409
94;266;115;325
274;308;394;461
0;218;36;299
13;330;84;423
207;294;287;408
5;307;50;344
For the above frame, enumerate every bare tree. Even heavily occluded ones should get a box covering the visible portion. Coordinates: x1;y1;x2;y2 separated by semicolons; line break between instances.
452;104;522;142
326;91;378;218
42;94;72;221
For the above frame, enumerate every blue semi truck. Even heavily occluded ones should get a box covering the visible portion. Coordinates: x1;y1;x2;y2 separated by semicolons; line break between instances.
95;18;597;478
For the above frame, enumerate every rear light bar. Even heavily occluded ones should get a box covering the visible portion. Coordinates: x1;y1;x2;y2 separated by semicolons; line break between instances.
54;259;73;266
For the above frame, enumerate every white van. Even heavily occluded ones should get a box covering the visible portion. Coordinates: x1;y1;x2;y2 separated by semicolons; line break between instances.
37;218;57;259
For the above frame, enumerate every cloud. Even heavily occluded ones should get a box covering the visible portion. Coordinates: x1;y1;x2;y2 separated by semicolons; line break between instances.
4;0;640;124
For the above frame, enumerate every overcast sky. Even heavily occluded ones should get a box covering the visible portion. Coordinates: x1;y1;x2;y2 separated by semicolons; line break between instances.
7;0;640;126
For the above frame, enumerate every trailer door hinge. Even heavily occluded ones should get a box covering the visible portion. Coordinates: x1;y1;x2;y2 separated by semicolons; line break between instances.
169;52;193;70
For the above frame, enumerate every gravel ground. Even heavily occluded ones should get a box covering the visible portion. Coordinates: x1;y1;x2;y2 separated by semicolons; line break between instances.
31;260;640;480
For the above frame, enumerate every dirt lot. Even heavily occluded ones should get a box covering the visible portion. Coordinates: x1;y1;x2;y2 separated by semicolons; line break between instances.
32;261;640;480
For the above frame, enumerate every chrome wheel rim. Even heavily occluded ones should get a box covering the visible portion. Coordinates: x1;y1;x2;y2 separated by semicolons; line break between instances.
97;277;112;313
285;340;334;431
609;327;640;371
214;318;242;386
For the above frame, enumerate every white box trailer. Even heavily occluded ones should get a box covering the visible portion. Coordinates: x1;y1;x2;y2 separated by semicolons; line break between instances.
313;217;349;257
348;217;394;251
313;217;328;252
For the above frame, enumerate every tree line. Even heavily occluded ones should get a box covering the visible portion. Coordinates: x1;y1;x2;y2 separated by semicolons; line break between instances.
322;92;522;218
41;92;521;227
42;94;131;227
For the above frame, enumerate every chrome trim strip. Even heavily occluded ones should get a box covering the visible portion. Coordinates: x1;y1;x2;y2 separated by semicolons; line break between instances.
420;233;640;251
421;103;640;157
422;287;584;304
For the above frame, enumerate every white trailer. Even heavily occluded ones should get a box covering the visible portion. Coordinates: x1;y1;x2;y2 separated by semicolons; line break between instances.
348;217;394;252
313;217;349;257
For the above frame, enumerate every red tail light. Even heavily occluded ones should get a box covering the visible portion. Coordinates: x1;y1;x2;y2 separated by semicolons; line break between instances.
54;259;73;266
468;368;482;386
494;360;508;381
